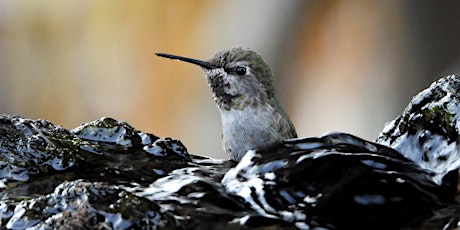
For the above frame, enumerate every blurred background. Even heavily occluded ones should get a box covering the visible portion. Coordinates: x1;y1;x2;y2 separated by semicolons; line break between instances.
1;1;460;159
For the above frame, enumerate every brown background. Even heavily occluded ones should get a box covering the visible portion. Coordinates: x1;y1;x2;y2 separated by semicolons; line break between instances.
1;1;460;159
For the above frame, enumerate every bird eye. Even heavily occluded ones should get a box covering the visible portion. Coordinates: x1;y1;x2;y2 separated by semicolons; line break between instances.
235;66;247;76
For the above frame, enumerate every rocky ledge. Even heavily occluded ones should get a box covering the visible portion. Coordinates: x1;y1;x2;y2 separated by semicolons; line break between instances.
1;75;460;229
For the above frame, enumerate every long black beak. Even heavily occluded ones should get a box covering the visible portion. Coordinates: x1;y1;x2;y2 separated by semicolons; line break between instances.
155;53;217;70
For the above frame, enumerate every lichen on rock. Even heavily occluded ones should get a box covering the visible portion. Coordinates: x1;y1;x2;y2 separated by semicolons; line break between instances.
377;74;460;185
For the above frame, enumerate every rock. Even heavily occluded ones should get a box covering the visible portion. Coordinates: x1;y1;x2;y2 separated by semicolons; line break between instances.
0;75;459;229
223;133;454;229
0;116;193;229
376;75;460;186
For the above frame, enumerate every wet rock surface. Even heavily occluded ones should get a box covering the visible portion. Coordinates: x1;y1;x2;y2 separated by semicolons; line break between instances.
377;75;460;185
1;75;460;229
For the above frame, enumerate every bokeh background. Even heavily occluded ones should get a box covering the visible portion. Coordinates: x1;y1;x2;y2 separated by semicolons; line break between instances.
1;1;460;159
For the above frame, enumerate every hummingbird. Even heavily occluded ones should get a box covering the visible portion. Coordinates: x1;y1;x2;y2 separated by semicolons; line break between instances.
156;47;297;161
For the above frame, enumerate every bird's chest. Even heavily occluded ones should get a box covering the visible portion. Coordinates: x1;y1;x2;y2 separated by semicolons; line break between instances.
219;106;279;153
